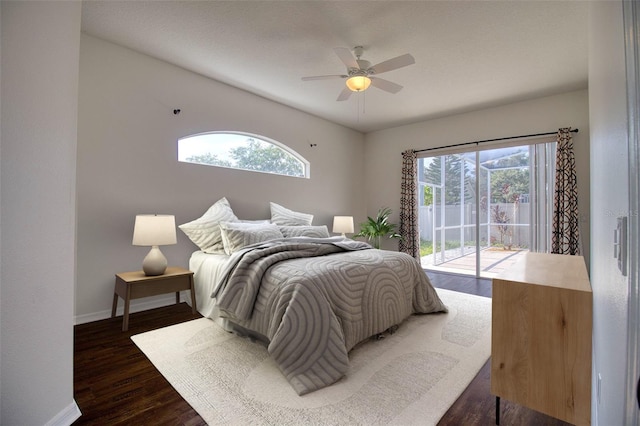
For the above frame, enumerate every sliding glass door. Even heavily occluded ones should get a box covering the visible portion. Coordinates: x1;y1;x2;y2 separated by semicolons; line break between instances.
418;141;555;278
421;153;478;274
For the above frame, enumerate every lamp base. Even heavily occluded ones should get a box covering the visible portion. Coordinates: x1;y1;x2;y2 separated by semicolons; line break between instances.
142;245;168;276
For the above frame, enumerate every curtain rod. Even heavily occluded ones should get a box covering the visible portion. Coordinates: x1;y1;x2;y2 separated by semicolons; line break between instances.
414;128;579;153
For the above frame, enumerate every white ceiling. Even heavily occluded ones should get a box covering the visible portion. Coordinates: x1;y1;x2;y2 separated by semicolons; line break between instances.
80;1;589;133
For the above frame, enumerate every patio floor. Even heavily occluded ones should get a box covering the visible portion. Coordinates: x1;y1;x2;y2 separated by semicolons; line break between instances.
421;247;527;278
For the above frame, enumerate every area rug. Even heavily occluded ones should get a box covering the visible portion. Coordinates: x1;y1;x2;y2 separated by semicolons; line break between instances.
131;288;491;425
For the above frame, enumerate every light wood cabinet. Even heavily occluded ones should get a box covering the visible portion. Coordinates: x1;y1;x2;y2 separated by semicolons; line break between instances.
491;252;592;425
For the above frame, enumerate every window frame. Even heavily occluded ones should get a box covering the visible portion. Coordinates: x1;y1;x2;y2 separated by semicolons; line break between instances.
178;131;310;179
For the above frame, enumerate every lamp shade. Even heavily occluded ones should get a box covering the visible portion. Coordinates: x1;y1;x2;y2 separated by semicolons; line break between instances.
345;76;371;92
333;216;354;235
132;214;177;246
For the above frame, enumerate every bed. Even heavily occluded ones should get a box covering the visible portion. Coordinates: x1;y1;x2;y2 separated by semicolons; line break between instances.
181;199;448;395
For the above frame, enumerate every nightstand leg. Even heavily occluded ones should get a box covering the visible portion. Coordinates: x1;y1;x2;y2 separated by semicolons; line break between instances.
175;291;180;304
123;295;130;332
190;275;197;314
111;293;118;318
496;396;500;425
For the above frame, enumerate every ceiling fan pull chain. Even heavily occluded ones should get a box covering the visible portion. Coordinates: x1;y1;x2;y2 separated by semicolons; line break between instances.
363;89;366;115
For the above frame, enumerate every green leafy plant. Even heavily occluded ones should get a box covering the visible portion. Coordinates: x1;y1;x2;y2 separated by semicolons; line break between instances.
354;207;401;249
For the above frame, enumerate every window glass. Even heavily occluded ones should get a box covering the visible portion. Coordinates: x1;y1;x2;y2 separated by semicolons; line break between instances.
178;132;309;178
417;140;555;278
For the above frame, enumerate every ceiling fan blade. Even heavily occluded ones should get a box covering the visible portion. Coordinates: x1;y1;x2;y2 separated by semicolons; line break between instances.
370;53;415;75
336;86;352;101
334;47;359;69
302;74;347;81
370;77;403;94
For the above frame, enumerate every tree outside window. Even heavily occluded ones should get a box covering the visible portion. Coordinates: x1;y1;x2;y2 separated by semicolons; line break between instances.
178;132;308;178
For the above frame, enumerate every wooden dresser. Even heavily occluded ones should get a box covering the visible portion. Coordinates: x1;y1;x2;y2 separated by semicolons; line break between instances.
491;252;592;425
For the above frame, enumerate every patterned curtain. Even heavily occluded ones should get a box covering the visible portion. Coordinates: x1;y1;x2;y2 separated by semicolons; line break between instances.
552;128;581;255
399;149;420;260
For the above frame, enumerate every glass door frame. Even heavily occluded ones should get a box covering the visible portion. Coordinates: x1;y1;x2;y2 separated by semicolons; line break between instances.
418;137;556;278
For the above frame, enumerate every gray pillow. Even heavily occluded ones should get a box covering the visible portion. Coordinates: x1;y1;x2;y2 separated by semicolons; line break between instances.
279;225;330;238
179;197;238;253
219;221;284;255
270;202;313;226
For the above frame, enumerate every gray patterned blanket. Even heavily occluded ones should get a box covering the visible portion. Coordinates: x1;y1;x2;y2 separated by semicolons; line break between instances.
213;238;448;395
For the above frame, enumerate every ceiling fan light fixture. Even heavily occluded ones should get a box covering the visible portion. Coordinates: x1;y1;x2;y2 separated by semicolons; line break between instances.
346;75;371;92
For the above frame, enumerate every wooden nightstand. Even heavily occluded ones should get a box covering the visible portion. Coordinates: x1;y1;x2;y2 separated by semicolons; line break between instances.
111;266;197;331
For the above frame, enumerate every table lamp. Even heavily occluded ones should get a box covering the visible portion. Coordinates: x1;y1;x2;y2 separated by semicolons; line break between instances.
132;214;177;276
332;216;354;237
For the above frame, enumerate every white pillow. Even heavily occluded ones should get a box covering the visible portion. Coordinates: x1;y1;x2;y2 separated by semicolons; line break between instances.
279;225;330;238
179;197;238;253
219;221;284;255
270;202;313;226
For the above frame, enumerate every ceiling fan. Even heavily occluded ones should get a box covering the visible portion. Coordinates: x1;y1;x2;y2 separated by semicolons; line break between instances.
302;46;415;101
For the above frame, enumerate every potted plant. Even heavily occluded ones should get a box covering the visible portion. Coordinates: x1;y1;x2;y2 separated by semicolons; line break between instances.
354;207;401;249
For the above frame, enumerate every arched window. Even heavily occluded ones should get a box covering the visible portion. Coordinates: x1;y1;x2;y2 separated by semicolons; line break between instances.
178;131;309;178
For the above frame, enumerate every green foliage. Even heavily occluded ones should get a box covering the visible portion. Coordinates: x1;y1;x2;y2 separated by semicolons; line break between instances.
423;151;530;207
489;169;528;203
186;138;304;177
486;152;529;168
186;152;232;167
354;207;401;249
231;139;304;177
424;155;475;205
484;153;529;203
423;185;433;206
419;239;462;257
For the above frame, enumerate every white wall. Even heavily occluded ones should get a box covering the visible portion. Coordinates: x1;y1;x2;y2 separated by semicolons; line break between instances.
0;2;3;417
588;2;630;424
364;90;590;265
76;35;365;321
0;2;81;425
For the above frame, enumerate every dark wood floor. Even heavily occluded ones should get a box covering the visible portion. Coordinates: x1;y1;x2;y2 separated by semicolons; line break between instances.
73;271;570;425
73;303;205;425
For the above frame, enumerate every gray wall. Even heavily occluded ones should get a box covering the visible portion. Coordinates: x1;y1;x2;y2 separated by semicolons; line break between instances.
589;2;630;424
76;35;365;321
363;89;591;265
1;2;81;424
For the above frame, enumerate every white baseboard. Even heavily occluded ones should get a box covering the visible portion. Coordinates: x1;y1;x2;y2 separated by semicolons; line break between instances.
74;291;194;325
44;400;81;426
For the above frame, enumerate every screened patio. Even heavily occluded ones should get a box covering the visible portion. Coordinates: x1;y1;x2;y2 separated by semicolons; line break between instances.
417;144;553;278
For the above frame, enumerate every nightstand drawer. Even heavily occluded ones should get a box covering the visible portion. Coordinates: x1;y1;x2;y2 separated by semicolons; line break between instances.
117;274;192;299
